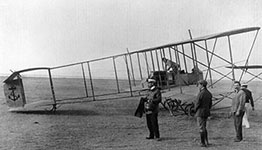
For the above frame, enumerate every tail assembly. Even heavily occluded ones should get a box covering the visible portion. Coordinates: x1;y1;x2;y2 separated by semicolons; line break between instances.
3;76;26;108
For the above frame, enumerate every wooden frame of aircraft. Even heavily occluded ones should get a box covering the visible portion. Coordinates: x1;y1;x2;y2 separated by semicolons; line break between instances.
3;26;260;112
226;65;262;83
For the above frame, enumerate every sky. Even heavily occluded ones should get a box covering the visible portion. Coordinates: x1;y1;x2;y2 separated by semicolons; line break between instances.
1;0;262;78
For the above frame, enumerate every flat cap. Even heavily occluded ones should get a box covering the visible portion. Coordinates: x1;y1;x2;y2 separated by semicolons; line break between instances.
198;80;208;86
241;83;248;87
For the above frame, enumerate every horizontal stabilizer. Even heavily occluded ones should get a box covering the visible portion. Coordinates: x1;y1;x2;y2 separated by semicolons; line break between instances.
226;65;262;69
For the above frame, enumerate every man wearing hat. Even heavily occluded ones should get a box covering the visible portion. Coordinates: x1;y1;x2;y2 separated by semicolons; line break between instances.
144;78;162;141
162;57;180;74
241;83;254;128
194;80;213;147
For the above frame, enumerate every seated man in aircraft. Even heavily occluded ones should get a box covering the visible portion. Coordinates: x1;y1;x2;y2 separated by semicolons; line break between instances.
162;58;180;74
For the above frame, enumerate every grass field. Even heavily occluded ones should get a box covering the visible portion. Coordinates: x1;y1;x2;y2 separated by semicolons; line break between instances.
1;76;262;150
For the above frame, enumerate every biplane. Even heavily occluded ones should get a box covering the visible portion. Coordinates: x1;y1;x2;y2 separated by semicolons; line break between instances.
2;26;261;114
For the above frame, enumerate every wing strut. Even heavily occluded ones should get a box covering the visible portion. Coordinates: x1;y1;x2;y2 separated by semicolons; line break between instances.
239;29;260;81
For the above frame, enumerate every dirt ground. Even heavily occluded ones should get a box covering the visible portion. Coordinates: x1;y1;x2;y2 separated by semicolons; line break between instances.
1;93;262;150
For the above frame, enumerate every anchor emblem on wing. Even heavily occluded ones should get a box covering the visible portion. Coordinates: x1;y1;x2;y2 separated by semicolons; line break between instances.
8;86;20;101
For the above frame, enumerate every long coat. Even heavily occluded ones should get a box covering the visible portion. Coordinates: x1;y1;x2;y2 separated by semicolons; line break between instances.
231;90;246;113
194;88;213;118
134;87;161;117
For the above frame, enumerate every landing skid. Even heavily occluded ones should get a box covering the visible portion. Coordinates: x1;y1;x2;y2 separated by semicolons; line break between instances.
50;104;57;112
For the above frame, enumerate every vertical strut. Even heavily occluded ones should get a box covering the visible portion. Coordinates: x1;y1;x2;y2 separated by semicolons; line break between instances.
113;57;120;93
87;62;95;101
48;69;56;111
204;40;213;87
81;63;88;97
227;36;235;81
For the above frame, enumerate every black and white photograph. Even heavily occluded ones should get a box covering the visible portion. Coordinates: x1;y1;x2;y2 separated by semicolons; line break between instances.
0;0;262;149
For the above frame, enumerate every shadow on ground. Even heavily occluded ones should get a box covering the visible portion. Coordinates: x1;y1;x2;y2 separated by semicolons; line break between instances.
10;109;99;116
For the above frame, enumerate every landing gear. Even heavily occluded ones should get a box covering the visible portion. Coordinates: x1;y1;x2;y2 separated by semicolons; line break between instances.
162;98;195;116
50;104;57;112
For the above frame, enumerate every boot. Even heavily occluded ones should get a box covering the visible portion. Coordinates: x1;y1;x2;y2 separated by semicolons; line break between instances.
204;130;209;146
200;132;207;147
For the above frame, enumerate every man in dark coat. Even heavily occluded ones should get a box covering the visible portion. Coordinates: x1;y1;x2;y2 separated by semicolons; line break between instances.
134;78;161;140
194;80;212;147
241;83;254;128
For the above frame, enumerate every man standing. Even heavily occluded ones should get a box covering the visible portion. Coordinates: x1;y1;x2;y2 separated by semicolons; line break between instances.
241;83;255;128
231;81;246;142
144;78;162;141
194;80;212;147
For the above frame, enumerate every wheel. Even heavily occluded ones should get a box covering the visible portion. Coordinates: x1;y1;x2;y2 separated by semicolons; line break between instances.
168;99;179;111
184;104;189;115
162;98;171;110
187;103;195;116
167;99;179;116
